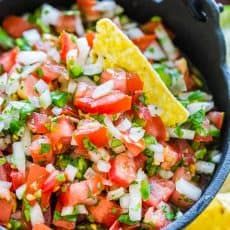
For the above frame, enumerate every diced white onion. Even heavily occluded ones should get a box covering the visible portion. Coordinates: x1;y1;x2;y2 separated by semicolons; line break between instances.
144;41;166;61
129;183;142;221
178;92;212;101
159;169;174;179
66;49;78;64
94;1;116;12
34;79;48;94
48;47;61;63
148;104;162;116
12;141;26;174
21;128;31;155
83;56;103;76
136;168;147;182
92;80;114;99
108;188;125;200
120;194;130;209
210;150;221;163
29;96;40;108
41;4;61;26
104;116;123;140
176;178;202;201
129;127;145;142
155;24;179;60
20;63;41;79
30;203;45;226
46;164;56;173
77;76;96;86
61;206;74;216
39;89;52;108
77;205;88;214
84;167;96;179
0;186;11;201
168;128;195;140
148;143;164;165
65;164;78;181
0;73;8;92
98;148;110;162
126;28;144;39
23;29;41;46
187;102;214;114
196;161;215;175
113;145;126;154
51;106;62;116
97;160;111;173
16;184;26;200
77;38;90;66
0;97;4;106
17;51;47;65
0;181;12;189
88;151;101;163
67;80;78;94
75;15;85;36
117;118;132;132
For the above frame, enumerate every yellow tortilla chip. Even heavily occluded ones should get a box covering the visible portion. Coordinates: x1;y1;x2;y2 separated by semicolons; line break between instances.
93;18;189;126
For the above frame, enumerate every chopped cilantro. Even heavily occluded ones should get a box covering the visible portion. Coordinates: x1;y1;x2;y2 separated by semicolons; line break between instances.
56;173;66;182
36;67;44;78
147;47;155;53
23;199;31;221
138;93;147;106
0;157;6;166
83;138;97;151
162;205;175;221
118;214;137;225
40;143;51;154
195;148;207;160
209;126;220;137
54;210;61;221
72;157;89;180
132;118;145;127
188;90;206;102
153;64;172;88
9;219;22;230
188;109;205;134
144;134;157;146
146;157;160;176
51;91;69;108
174;126;184;138
92;114;105;124
69;62;83;78
0;27;15;50
15;38;31;51
111;138;122;148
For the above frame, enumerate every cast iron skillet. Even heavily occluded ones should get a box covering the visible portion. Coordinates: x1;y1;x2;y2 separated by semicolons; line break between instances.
0;0;229;229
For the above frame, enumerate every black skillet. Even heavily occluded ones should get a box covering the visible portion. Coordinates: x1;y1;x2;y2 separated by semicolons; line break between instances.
0;0;229;229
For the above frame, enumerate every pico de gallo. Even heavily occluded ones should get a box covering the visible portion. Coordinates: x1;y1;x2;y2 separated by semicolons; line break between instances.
0;1;224;229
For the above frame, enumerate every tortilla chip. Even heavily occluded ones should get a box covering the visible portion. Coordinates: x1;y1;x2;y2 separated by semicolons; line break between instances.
93;18;189;126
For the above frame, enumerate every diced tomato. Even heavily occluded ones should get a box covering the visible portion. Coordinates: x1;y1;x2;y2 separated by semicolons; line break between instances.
26;164;48;194
33;224;51;230
28;112;50;134
109;220;122;230
88;196;122;227
184;74;197;91
170;190;193;210
77;0;100;21
60;181;90;206
53;202;75;229
85;31;95;48
10;171;25;190
144;207;169;228
38;64;67;83
59;31;77;63
145;116;167;142
0;199;13;224
29;135;53;164
134;153;147;170
0;163;12;181
109;153;136;187
42;171;64;193
161;145;180;170
17;75;39;99
173;167;192;182
2;16;33;38
145;178;175;207
141;21;161;34
207;111;224;129
75;88;132;114
56;15;76;33
126;73;143;94
132;35;155;51
194;135;213;143
41;191;52;209
73;119;109;149
61;105;78;117
124;138;145;157
87;173;104;196
48;118;74;154
0;48;18;72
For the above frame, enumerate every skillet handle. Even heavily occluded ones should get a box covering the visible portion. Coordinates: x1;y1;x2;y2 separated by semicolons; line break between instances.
183;0;223;22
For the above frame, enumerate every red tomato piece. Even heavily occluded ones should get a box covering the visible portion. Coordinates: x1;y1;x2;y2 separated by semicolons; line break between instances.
41;171;62;193
38;64;67;83
109;220;122;230
145;178;175;207
33;224;51;230
2;16;33;38
126;73;143;94
26;164;48;194
184;74;197;91
59;31;77;63
77;0;100;21
0;48;18;72
60;181;90;206
207;111;224;129
56;15;76;33
141;21;161;34
88;196;122;227
132;35;156;51
172;167;192;182
87;173;104;196
0;199;13;224
109;153;136;187
0;163;12;181
194;135;213;143
85;31;95;48
101;69;127;93
49;118;74;154
161;145;180;170
10;171;25;190
29;135;53;164
28;112;50;134
170;190;193;210
73;119;108;149
145;116;167;142
41;191;52;209
134;153;147;170
124;138;145;157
